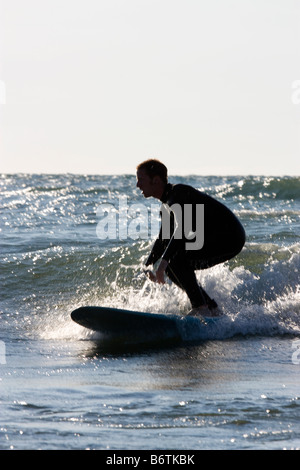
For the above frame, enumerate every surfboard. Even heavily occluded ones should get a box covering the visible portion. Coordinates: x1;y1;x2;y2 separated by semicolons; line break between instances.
71;306;183;347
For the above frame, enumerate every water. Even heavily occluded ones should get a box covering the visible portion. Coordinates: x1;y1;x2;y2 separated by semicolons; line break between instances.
0;173;300;450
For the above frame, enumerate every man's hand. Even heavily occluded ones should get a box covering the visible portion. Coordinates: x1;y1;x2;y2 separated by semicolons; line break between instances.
155;259;168;283
145;259;168;284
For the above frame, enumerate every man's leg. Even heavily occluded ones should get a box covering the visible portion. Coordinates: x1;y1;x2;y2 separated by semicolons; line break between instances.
165;255;216;309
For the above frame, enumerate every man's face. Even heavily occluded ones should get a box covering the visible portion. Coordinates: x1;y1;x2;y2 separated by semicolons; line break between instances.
136;169;155;198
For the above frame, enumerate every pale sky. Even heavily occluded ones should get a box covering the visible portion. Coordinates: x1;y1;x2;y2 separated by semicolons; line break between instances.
1;0;300;175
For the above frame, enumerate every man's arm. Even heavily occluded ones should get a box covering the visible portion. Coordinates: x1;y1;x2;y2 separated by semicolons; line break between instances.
145;237;164;266
144;225;169;284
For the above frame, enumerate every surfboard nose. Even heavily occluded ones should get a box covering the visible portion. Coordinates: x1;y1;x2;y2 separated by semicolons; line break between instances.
71;307;85;323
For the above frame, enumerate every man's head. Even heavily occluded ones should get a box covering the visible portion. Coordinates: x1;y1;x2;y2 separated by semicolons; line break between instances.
136;159;168;199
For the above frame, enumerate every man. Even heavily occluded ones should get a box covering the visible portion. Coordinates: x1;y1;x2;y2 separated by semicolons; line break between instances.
136;159;246;317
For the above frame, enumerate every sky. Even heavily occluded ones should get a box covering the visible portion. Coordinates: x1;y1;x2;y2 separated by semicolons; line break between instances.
0;0;300;175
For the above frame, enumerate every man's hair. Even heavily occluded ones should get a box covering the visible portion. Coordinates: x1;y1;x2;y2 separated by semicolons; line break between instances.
136;159;168;184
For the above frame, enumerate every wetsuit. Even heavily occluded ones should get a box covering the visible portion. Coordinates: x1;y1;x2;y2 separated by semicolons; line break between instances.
145;183;246;309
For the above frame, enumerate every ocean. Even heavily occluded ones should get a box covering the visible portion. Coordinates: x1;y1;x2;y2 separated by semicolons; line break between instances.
0;173;299;450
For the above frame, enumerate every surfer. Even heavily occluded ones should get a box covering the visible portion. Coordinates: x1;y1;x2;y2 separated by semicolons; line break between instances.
136;159;246;317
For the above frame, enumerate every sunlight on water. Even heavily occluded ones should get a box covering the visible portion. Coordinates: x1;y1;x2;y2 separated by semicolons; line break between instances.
1;174;299;450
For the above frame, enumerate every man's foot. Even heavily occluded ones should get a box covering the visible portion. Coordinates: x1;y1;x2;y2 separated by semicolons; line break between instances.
208;306;223;317
207;298;218;310
187;304;223;318
207;298;223;317
187;305;212;317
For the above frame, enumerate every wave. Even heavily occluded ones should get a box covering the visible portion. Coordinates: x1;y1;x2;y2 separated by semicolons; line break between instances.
2;174;299;198
208;176;300;201
1;173;299;347
15;241;299;345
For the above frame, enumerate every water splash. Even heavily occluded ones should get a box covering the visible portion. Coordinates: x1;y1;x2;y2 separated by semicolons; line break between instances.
36;246;300;345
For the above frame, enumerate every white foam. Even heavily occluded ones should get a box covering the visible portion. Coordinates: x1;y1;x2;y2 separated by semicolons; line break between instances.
33;246;300;344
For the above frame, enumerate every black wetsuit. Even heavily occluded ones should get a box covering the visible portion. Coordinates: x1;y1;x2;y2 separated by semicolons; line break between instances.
145;183;246;309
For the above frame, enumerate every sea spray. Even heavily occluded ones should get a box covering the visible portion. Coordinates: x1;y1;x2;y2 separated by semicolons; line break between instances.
1;174;299;343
